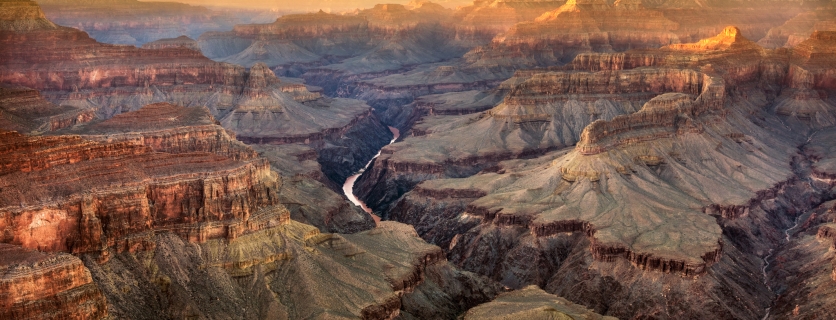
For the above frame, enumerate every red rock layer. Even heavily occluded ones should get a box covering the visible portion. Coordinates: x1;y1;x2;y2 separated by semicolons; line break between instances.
75;102;258;161
0;243;107;319
0;127;283;257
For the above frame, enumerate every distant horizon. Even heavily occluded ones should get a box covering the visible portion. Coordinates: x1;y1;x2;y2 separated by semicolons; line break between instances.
138;0;474;11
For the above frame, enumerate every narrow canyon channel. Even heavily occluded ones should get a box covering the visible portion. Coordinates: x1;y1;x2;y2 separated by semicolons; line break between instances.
343;126;400;225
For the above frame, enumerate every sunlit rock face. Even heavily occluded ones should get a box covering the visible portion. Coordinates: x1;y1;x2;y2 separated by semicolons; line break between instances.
0;244;108;320
36;0;244;46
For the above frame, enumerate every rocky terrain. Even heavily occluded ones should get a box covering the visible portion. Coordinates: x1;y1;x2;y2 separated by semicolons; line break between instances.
353;27;836;318
35;0;260;46
341;0;833;123
0;93;501;319
0;0;395;185
4;0;836;319
0;85;95;133
0;244;107;320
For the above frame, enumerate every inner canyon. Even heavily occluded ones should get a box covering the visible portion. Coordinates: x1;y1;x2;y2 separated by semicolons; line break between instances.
2;0;836;319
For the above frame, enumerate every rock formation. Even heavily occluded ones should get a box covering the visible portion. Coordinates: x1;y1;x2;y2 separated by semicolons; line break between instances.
0;85;95;133
0;98;500;319
353;27;836;318
760;129;836;318
0;244;107;320
463;286;615;320
758;8;836;48
0;1;394;186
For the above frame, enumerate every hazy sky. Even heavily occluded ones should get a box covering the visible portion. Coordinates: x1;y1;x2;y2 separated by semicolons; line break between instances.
140;0;473;11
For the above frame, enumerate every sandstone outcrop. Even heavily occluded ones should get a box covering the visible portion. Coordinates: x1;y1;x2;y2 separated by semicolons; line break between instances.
463;286;615;320
0;244;107;320
0;103;286;258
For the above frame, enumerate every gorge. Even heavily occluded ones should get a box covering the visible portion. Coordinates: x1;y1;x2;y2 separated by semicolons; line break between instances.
2;0;836;319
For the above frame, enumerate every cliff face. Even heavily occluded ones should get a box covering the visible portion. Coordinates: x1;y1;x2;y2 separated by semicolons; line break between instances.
0;244;107;320
0;124;282;257
0;97;498;319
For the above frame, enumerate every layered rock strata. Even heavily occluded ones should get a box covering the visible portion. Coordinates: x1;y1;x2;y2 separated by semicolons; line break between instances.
140;35;201;52
0;244;107;320
356;27;767;214
0;2;394;185
0;85;95;133
355;27;836;318
0;99;498;319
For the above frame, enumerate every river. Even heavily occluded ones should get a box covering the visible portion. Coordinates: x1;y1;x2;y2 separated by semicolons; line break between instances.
343;126;400;225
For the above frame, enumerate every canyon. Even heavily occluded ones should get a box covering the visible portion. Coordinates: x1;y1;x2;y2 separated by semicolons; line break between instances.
2;0;836;319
